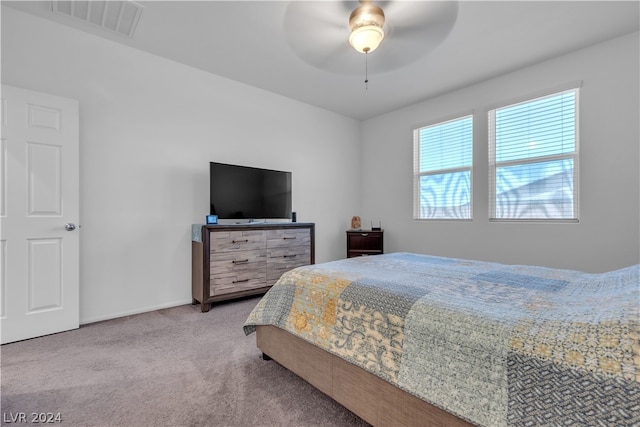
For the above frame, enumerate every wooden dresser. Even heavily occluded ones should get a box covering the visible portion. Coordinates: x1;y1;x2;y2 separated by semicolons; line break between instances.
192;223;315;312
346;229;384;258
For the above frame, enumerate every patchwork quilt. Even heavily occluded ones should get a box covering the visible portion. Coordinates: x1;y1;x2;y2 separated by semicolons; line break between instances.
243;253;640;427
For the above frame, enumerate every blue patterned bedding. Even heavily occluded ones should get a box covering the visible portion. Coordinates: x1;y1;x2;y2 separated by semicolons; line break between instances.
244;252;640;426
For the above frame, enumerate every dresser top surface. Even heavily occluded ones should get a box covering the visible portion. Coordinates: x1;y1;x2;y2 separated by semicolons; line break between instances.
192;223;314;242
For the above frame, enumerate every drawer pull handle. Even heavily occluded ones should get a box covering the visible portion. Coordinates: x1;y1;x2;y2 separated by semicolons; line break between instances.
283;236;297;240
233;278;250;283
361;233;369;237
233;259;249;264
283;254;297;258
232;239;249;243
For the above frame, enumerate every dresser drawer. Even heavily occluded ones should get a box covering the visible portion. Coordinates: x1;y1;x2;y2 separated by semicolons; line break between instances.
210;230;266;253
210;250;267;275
210;250;267;295
266;246;311;284
266;228;310;248
210;275;267;296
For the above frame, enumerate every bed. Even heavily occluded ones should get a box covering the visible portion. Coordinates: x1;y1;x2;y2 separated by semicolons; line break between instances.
243;252;639;426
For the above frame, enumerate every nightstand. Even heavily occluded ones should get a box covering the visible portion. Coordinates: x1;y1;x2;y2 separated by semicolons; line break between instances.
346;230;384;258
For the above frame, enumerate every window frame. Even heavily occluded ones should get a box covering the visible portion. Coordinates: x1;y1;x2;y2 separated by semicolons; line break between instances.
413;114;474;221
488;87;580;222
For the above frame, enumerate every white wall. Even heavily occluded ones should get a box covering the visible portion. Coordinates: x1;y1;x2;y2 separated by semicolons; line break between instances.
1;7;362;323
360;32;640;273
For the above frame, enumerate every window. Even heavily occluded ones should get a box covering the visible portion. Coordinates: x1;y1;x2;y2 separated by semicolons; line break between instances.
413;115;473;219
489;89;579;220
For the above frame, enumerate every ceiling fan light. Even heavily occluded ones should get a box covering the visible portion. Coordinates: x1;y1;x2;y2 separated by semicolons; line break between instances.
349;25;385;53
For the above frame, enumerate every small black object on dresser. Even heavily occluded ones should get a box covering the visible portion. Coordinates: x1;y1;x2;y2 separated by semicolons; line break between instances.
346;229;384;258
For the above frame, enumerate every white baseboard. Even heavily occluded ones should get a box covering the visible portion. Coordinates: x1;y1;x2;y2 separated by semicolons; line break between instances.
80;299;193;325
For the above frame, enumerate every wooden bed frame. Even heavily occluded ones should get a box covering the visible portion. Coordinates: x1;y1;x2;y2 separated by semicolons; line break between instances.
256;325;473;427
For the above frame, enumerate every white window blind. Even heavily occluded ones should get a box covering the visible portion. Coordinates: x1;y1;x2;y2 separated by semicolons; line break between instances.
489;89;579;220
413;115;472;219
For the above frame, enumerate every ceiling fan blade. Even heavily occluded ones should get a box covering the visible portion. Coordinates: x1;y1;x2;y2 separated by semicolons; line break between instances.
370;1;459;72
384;1;458;39
284;1;359;73
285;1;346;34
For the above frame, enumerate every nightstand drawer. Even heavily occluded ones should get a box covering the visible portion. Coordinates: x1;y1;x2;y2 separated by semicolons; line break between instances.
346;230;384;258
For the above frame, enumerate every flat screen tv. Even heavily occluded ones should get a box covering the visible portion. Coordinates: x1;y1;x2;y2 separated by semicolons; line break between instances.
210;162;292;221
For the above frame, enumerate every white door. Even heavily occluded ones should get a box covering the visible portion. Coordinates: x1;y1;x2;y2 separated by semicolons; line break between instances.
0;85;79;344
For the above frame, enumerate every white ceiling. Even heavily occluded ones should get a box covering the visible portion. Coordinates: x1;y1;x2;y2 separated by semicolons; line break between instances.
5;1;640;120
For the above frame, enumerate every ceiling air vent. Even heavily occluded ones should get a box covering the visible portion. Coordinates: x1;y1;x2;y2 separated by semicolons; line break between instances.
52;1;143;38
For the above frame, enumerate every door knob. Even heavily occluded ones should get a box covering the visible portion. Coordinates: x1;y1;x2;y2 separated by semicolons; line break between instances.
64;223;77;231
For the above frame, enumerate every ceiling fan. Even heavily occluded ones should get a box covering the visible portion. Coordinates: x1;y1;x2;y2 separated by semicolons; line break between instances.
347;1;387;54
283;1;459;75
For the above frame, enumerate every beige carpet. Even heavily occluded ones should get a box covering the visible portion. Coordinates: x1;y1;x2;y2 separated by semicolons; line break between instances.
1;297;369;427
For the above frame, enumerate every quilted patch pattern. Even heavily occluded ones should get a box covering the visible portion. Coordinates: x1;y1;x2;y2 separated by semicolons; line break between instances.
244;253;640;427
